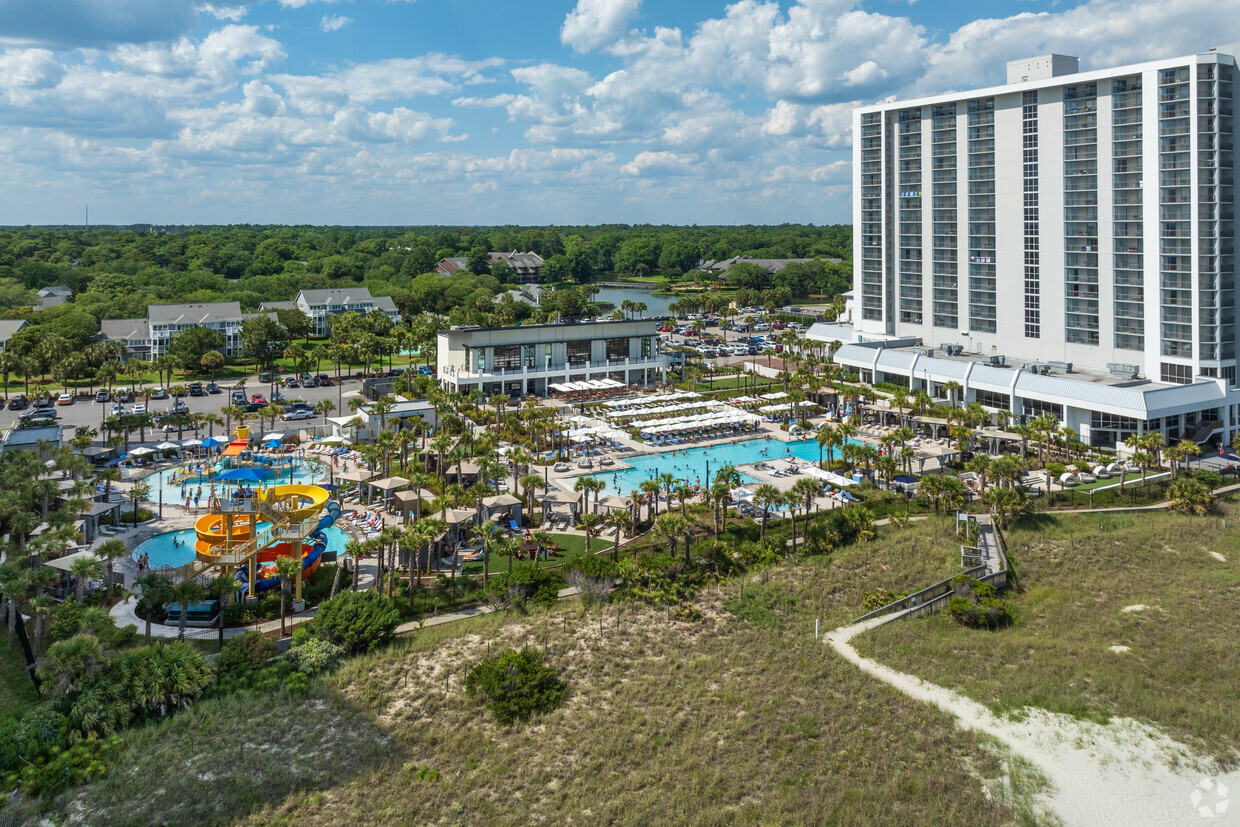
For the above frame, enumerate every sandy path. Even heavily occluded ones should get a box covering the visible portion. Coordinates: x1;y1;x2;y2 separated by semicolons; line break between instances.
827;614;1240;826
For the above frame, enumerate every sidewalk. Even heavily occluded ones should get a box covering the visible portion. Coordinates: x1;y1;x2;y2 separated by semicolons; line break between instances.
109;554;377;640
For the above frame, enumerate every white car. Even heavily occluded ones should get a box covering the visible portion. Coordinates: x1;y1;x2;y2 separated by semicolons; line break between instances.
281;409;315;421
132;403;147;415
111;402;124;415
150;387;168;399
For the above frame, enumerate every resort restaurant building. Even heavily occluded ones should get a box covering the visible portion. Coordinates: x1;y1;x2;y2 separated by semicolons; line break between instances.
436;319;670;398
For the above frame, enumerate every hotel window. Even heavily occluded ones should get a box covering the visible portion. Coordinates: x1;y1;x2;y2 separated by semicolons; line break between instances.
606;337;629;361
1160;362;1192;384
567;340;591;365
641;337;652;358
493;345;521;371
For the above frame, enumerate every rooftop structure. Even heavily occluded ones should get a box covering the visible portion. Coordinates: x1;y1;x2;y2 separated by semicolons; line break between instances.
37;285;72;309
100;302;274;358
437;318;669;398
435;251;545;282
294;288;399;336
0;320;29;351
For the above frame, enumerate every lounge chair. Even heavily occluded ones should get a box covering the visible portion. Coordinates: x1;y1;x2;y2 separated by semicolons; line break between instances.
509;519;521;533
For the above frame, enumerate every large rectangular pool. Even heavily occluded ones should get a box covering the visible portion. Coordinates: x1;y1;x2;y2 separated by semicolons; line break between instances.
588;436;851;497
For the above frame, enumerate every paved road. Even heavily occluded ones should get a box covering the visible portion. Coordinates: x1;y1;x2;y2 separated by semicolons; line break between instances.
5;373;369;440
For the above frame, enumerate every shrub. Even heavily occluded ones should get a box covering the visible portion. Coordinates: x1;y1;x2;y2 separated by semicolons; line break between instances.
288;637;344;676
0;709;68;774
723;581;795;628
1192;468;1225;490
14;735;123;799
946;576;1012;630
215;632;279;693
862;588;904;612
309;590;402;655
486;564;563;611
465;648;567;725
283;672;311;697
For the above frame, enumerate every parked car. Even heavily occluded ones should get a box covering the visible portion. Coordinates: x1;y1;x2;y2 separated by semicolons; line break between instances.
258;372;273;384
251;394;267;404
315;374;332;387
7;395;28;410
231;389;247;405
754;323;771;331
114;387;134;402
207;382;222;394
299;373;313;385
772;321;786;330
281;409;315;421
20;407;57;421
171;400;188;413
150;387;168;400
56;393;73;406
111;402;124;415
245;401;267;413
188;383;204;396
132;403;147;415
417;365;435;376
284;377;299;388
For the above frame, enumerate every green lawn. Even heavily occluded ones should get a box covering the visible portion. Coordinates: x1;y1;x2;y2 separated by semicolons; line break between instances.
461;532;611;575
0;639;39;720
857;502;1240;761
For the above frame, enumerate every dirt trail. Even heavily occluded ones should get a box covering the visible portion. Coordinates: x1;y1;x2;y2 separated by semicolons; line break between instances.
827;614;1240;826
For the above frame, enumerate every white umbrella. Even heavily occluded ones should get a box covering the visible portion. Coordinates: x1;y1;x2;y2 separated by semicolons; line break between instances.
262;432;287;442
181;439;203;447
129;446;156;456
318;435;345;444
154;441;181;451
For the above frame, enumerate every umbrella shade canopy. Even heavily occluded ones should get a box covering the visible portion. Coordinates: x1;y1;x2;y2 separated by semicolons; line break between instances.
371;476;410;491
337;468;375;483
180;439;203;447
154;441;181;451
201;436;229;447
129;446;156;456
262;432;288;442
263;439;283;448
317;435;345;444
213;468;274;482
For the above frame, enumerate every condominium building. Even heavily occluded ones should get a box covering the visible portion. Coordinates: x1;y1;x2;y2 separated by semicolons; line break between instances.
838;46;1240;448
435;251;545;282
436;319;669;397
294;288;400;336
100;302;275;359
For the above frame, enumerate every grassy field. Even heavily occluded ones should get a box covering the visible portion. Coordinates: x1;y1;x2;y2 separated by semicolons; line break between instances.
0;640;38;720
857;502;1240;763
460;533;612;575
47;516;1038;825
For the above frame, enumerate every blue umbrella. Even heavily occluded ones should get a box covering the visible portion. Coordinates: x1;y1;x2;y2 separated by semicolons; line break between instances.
263;439;283;448
213;468;273;483
201;436;229;447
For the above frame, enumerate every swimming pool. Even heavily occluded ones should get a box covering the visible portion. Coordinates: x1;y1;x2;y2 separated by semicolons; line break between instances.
144;460;330;511
132;523;351;570
589;436;855;496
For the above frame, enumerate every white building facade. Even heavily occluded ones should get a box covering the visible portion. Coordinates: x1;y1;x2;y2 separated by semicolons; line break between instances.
437;319;669;397
856;47;1237;383
294;289;400;336
842;47;1240;448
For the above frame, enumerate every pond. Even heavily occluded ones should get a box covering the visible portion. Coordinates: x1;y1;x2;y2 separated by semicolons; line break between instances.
591;285;678;318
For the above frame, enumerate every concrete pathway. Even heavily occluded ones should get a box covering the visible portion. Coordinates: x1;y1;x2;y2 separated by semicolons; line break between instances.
109;554;377;640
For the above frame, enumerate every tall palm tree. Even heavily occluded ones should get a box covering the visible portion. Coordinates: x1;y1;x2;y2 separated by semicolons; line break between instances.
95;539;129;592
752;484;781;539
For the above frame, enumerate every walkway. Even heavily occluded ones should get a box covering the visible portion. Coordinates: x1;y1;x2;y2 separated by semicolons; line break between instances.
826;612;1240;826
109;555;377;640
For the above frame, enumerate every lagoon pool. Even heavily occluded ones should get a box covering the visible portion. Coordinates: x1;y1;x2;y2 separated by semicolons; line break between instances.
144;460;331;511
132;523;351;570
588;436;853;496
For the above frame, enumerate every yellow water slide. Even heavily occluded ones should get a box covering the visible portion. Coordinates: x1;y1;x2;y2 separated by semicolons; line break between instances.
193;484;332;556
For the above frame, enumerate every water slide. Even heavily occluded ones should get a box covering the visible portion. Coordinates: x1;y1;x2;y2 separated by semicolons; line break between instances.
190;483;341;595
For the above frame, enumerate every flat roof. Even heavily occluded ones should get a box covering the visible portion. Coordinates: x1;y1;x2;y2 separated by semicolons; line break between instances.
438;318;663;336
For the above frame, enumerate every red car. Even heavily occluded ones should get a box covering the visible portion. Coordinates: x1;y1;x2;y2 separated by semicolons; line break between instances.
659;326;673;332
772;321;786;330
251;394;267;403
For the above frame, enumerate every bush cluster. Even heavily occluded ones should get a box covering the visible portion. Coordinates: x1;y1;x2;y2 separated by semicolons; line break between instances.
946;576;1012;630
300;590;402;655
465;648;567;725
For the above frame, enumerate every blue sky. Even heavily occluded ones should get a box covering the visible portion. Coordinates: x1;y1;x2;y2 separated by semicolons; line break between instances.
0;0;1233;226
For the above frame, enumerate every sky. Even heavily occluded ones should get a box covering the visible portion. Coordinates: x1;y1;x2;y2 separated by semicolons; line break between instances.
0;0;1236;227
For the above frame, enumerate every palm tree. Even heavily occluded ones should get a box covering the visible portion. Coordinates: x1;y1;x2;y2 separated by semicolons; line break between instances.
673;482;694;517
172;580;204;640
133;575;174;644
753;484;781;538
639;478;662;519
95;539;129;593
69;555;104;602
340;539;363;595
790;477;821;553
604;509;631;561
272;555;300;636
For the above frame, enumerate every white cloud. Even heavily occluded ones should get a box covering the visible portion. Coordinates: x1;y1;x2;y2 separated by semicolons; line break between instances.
320;14;352;33
201;5;249;22
561;0;642;53
0;49;66;91
273;54;503;115
620;150;695;176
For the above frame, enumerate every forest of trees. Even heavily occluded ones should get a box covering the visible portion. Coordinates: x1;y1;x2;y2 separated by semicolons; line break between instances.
0;224;851;367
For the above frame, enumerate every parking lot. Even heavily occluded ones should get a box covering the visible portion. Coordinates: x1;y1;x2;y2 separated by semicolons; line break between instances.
4;372;368;438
